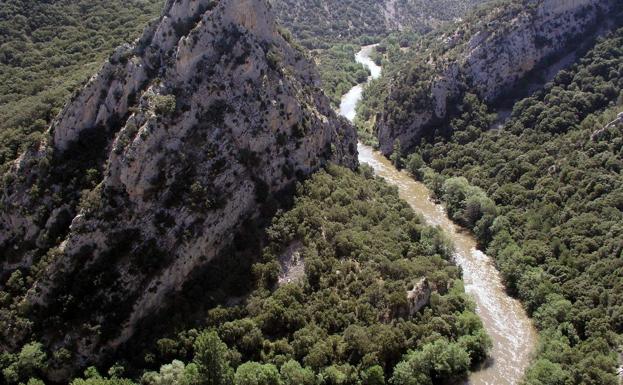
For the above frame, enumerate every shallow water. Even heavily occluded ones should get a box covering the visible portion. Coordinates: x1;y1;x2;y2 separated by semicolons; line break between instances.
340;46;537;385
338;45;381;121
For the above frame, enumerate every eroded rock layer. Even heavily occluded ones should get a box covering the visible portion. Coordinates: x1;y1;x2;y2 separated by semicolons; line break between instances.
0;0;356;376
375;0;614;154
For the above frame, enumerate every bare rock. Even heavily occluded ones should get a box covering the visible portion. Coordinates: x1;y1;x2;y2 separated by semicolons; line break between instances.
407;278;432;316
376;0;614;154
0;0;356;376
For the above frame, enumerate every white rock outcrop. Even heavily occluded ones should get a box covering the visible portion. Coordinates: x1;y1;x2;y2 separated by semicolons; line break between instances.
376;0;613;154
0;0;356;377
406;278;432;316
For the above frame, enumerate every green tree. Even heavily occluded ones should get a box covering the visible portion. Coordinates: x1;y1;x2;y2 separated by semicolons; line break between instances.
141;360;198;385
524;359;570;385
390;139;403;169
457;330;491;363
390;339;469;385
361;365;385;385
18;342;47;377
193;331;233;385
71;376;137;385
405;153;424;178
2;342;48;383
279;360;315;385
153;94;177;116
321;364;359;385
219;319;264;359
234;362;282;385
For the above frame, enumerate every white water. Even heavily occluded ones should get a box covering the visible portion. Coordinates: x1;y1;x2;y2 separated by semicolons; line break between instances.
355;45;382;79
338;45;381;121
339;46;536;385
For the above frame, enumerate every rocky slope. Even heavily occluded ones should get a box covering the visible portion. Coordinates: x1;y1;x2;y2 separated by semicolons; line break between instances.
0;0;356;378
269;0;487;47
374;0;615;154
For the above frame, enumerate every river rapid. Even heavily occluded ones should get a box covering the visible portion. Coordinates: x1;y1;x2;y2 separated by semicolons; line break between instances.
339;45;537;385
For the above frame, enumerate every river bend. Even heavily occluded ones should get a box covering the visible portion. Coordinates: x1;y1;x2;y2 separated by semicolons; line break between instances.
339;45;536;385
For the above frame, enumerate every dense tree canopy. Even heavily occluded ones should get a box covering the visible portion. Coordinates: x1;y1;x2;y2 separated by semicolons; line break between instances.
2;166;491;384
269;0;487;107
313;44;372;106
0;0;164;167
389;27;623;385
269;0;487;49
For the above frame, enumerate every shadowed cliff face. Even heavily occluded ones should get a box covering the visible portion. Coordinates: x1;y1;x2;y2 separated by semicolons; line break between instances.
375;0;614;154
0;0;356;378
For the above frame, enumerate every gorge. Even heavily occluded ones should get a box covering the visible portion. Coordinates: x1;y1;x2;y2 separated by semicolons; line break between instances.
1;0;622;384
341;46;537;385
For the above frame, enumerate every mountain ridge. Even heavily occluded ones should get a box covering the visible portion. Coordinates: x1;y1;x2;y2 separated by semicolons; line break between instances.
0;0;356;379
372;0;616;154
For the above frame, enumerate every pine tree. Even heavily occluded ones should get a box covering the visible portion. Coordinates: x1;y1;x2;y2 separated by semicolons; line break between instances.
193;331;233;385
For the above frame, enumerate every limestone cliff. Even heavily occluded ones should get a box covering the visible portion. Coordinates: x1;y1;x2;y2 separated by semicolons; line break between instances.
0;0;356;377
375;0;615;154
268;0;487;46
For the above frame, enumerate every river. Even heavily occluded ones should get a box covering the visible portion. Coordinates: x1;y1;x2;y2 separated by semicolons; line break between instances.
339;45;537;385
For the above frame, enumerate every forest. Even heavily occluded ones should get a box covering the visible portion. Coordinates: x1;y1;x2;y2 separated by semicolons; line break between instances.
2;0;623;384
1;166;491;384
0;0;488;160
0;0;164;168
313;44;373;107
383;26;623;385
269;0;487;107
269;0;487;49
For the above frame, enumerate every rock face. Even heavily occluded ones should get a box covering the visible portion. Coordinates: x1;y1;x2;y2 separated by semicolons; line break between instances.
268;0;488;46
277;240;305;286
0;0;356;376
375;0;613;154
406;278;431;316
392;277;432;319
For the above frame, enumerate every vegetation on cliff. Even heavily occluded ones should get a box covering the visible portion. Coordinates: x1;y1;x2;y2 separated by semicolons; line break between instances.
390;26;623;385
270;0;487;49
1;166;490;384
312;44;373;107
0;0;358;381
269;0;487;106
0;0;163;167
359;0;616;154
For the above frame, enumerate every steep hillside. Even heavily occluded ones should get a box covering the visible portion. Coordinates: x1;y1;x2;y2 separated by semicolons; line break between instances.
0;0;488;150
0;165;491;385
269;0;488;106
0;0;356;380
367;0;617;154
122;166;490;385
270;0;487;48
385;19;623;385
0;0;164;166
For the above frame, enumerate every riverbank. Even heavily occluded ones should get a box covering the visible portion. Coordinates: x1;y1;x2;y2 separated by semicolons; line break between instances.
338;44;381;121
341;45;536;385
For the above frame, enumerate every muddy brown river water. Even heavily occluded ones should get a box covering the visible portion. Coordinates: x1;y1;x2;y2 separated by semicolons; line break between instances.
339;45;537;385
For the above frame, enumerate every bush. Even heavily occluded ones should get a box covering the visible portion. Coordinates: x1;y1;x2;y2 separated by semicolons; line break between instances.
153;95;177;116
234;362;281;385
280;360;315;385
